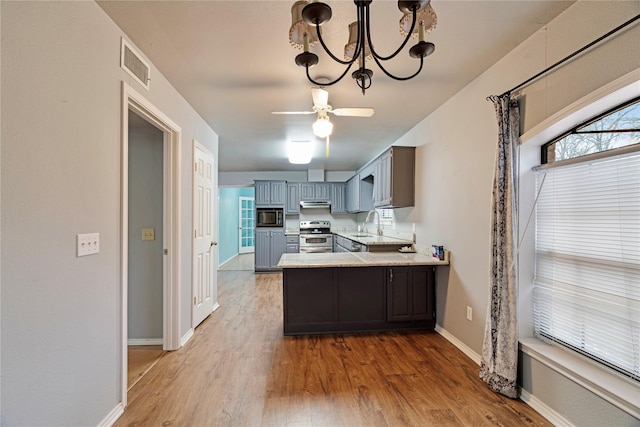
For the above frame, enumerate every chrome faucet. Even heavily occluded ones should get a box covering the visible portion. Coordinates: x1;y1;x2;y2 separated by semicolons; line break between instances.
365;210;382;236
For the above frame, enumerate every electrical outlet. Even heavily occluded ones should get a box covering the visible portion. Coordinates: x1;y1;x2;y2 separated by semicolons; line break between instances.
466;306;473;321
77;233;100;257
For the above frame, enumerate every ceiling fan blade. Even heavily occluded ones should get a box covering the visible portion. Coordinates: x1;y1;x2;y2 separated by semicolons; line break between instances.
311;87;329;108
331;108;375;117
271;111;315;115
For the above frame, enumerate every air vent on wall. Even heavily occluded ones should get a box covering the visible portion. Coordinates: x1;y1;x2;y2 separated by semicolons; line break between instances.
120;38;150;90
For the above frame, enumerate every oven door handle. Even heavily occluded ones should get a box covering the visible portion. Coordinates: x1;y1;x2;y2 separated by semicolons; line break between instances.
299;247;332;253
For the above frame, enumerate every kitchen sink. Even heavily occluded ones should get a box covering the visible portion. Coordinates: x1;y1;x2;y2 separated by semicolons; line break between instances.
351;233;370;237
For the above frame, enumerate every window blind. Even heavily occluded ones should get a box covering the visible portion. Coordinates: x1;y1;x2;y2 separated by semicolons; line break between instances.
533;151;640;381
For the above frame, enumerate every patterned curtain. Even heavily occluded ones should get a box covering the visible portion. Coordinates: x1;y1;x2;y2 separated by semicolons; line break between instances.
480;94;520;398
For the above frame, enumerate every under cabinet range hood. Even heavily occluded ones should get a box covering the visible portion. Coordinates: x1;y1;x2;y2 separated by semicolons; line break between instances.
300;201;331;209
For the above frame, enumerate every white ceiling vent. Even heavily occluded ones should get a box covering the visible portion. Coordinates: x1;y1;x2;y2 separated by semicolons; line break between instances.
120;38;150;90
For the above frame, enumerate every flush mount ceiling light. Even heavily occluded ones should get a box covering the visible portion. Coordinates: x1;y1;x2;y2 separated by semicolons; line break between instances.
289;0;437;95
288;140;314;164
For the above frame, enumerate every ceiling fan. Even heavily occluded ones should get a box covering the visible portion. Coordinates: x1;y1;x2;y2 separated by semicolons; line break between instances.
272;87;374;156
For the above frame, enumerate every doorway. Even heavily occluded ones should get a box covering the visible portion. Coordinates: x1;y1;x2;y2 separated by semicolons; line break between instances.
127;109;165;389
121;82;181;407
218;187;255;271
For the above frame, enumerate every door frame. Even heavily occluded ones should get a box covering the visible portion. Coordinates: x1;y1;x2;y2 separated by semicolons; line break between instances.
121;82;182;407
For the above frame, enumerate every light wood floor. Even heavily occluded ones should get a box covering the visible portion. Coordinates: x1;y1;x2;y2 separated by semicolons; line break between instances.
116;271;550;427
127;345;164;390
219;253;254;271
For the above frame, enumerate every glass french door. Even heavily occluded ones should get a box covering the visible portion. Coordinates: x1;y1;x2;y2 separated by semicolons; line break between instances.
238;197;255;254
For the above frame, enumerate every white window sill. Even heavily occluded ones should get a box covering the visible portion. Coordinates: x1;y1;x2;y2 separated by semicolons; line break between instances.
519;338;640;419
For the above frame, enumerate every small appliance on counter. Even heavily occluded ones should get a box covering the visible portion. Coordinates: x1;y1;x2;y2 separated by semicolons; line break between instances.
431;245;445;260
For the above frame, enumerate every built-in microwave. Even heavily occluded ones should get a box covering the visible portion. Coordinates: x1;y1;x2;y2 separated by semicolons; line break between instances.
256;208;284;227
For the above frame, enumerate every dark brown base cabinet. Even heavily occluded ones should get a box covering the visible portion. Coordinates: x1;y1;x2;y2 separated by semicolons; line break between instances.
283;266;436;335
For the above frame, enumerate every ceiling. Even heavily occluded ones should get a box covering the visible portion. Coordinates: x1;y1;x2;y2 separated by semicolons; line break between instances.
98;0;574;173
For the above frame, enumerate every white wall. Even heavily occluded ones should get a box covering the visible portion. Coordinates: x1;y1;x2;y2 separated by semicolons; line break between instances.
388;2;640;425
0;1;218;425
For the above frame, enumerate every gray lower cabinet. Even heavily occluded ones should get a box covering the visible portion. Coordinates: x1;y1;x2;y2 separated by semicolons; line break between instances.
255;228;286;271
285;235;299;253
282;265;435;334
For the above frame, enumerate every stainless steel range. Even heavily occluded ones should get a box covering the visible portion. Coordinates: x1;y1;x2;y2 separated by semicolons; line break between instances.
299;220;333;253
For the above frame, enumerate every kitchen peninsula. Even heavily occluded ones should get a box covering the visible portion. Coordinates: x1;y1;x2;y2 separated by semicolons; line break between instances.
277;251;449;335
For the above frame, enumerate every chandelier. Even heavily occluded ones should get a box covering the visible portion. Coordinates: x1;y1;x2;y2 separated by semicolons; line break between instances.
289;0;437;95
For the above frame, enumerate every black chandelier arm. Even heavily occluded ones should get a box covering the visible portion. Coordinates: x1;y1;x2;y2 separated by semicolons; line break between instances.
304;60;356;86
314;22;357;66
370;52;425;81
366;4;418;62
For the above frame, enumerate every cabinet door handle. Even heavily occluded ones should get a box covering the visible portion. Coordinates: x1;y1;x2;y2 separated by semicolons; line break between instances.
389;268;393;282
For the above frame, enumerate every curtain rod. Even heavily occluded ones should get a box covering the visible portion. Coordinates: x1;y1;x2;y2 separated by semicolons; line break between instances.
500;13;640;98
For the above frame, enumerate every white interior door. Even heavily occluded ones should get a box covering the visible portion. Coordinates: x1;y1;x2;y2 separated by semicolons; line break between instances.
238;196;255;254
192;142;217;328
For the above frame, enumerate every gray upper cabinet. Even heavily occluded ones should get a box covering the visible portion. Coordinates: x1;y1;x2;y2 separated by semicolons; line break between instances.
255;180;286;207
331;183;347;214
346;174;374;213
300;182;331;201
286;183;300;214
346;175;359;213
373;146;415;208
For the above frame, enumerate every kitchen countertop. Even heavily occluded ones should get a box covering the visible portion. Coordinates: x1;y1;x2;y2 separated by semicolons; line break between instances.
278;251;450;268
332;230;414;246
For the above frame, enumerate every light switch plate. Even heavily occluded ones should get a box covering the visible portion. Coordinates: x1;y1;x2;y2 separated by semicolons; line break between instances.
77;233;100;257
142;228;155;241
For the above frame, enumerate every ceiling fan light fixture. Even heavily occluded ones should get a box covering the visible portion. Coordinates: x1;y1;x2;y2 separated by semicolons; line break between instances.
288;140;314;164
312;116;333;138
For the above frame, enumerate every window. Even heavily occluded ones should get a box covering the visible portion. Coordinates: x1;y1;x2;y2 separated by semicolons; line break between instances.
533;100;640;382
542;97;640;164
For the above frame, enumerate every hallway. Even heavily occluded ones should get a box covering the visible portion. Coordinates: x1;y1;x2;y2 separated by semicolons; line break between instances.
115;270;549;426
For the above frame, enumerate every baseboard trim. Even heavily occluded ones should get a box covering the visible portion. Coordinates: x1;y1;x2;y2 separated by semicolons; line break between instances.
434;325;481;365
127;338;163;346
180;328;194;347
97;402;124;427
520;388;574;427
434;325;573;426
212;302;220;313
